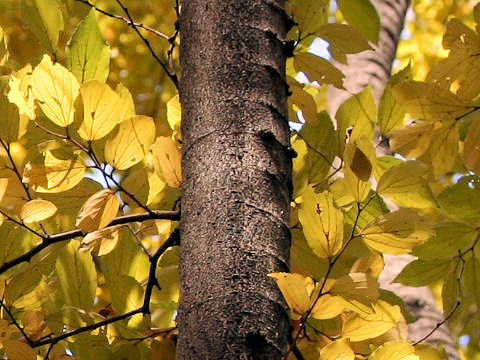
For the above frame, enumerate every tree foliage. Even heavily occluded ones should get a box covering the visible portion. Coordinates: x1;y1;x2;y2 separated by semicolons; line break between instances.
0;0;479;359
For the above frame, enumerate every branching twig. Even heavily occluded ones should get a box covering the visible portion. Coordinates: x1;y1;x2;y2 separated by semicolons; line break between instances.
32;308;143;347
0;297;34;347
73;0;171;40
142;228;180;314
0;210;180;274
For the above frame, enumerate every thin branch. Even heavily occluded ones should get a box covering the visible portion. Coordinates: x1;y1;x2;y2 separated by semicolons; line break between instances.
0;296;34;347
142;228;180;314
73;0;171;40
114;0;178;87
0;210;180;274
0;208;46;239
32;308;143;347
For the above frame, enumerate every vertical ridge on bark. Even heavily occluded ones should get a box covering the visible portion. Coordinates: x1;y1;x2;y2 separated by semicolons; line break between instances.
177;1;292;358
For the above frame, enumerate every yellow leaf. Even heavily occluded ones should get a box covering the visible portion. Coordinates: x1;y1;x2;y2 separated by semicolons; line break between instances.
369;342;419;360
0;178;8;204
287;0;328;34
376;161;436;209
343;301;401;342
116;83;136;122
23;151;85;193
331;272;379;304
79;226;120;256
31;54;79;127
76;189;119;233
427;123;458;178
361;209;434;254
0;92;29;144
105;115;156;170
317;23;371;54
289;82;318;126
414;343;446;360
310;293;344;319
390;122;434;158
464;117;480;173
20;199;57;223
320;339;355;360
3;340;37;360
78;80;122;140
294;52;345;89
269;272;313;320
0;26;8;66
298;185;343;258
393;81;470;122
152;136;182;188
8;64;36;120
167;94;182;134
350;146;372;181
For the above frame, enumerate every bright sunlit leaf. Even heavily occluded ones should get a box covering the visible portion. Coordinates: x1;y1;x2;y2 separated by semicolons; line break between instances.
31;55;80;127
20;199;57;223
152;136;182;188
269;272;313;320
320;339;355;360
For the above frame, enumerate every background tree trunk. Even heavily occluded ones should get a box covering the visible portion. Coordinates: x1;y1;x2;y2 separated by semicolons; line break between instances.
177;0;292;358
329;1;459;359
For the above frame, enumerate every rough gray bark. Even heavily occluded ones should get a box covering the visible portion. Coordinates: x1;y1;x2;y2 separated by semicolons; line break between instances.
177;1;292;359
329;1;460;359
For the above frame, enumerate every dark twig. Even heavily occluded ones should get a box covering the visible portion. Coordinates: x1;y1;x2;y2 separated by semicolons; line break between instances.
142;228;180;314
32;308;143;347
0;296;34;347
73;0;171;40
0;210;180;274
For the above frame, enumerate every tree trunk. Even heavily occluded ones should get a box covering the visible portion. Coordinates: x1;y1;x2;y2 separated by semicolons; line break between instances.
177;1;292;359
329;1;459;358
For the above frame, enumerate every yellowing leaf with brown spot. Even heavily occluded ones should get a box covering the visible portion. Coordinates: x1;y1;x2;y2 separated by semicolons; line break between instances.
464;117;480;173
361;209;433;254
76;189;119;233
343;300;401;342
79;226;119;256
289;82;318;126
105;115;156;170
23;310;48;341
20;199;57;223
32;55;79;127
23;151;85;193
269;272;313;320
320;339;354;360
310;293;344;319
298;185;343;258
3;340;37;360
369;342;419;360
343;138;375;202
152;136;182;188
8;64;35;120
78;80;122;140
294;52;345;89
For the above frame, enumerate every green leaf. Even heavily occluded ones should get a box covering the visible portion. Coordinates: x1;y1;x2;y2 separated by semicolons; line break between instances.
376;161;436;209
294;52;345;89
67;9;110;83
426;123;459;178
378;64;412;135
337;0;380;43
442;266;459;313
56;240;97;310
21;0;64;52
437;176;480;223
394;259;452;287
414;221;477;260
